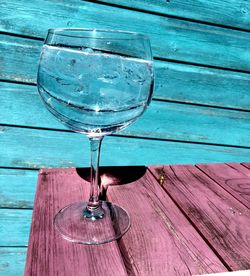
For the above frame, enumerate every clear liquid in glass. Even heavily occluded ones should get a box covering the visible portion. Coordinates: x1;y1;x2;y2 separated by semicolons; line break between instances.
38;45;153;137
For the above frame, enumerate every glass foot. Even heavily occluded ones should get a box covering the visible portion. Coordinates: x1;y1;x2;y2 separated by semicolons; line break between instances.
54;201;130;245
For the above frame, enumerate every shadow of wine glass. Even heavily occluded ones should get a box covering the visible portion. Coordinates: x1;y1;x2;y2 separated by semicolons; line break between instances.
76;166;147;200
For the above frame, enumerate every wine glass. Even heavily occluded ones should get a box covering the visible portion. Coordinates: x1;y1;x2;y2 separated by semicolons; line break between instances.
37;28;154;244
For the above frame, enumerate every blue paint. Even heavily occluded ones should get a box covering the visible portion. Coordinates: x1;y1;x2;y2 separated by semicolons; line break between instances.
0;0;250;272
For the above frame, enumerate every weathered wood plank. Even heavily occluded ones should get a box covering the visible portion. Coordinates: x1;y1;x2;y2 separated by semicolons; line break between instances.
0;82;61;128
1;82;250;147
196;163;250;209
228;163;250;176
150;164;250;270
242;162;250;170
0;164;248;211
0;247;27;276
155;61;250;110
198;270;250;276
0;36;41;83
1;36;250;109
1;126;250;169
0;209;32;246
0;169;37;208
25;169;127;276
97;0;250;31
1;0;250;71
106;168;227;275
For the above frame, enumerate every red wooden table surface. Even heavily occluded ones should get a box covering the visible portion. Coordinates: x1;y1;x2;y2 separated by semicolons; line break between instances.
25;163;250;276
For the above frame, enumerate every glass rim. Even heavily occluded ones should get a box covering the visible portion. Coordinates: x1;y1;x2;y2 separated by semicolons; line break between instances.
47;28;150;40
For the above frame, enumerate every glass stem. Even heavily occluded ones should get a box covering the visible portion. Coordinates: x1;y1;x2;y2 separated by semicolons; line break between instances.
83;137;105;220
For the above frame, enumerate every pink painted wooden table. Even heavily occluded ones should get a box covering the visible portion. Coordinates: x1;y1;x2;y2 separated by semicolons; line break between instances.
25;163;250;275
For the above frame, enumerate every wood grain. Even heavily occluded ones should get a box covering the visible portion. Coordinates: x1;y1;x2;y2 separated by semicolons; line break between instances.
242;163;250;170
0;247;27;276
97;0;250;31
0;35;41;83
196;163;250;209
1;0;249;274
0;209;32;246
150;164;250;270
25;167;227;275
228;163;250;176
106;168;226;275
1;126;250;170
0;168;37;208
154;61;250;110
25;169;127;276
1;0;250;71
1;40;250;110
1;82;250;147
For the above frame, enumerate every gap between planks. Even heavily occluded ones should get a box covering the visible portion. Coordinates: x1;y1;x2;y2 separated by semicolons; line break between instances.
148;164;250;271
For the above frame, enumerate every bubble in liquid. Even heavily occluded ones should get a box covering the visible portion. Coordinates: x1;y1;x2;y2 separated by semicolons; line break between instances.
75;85;85;95
70;59;76;66
53;50;80;79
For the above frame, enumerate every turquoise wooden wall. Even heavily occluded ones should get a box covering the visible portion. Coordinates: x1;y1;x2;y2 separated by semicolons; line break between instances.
0;0;250;274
